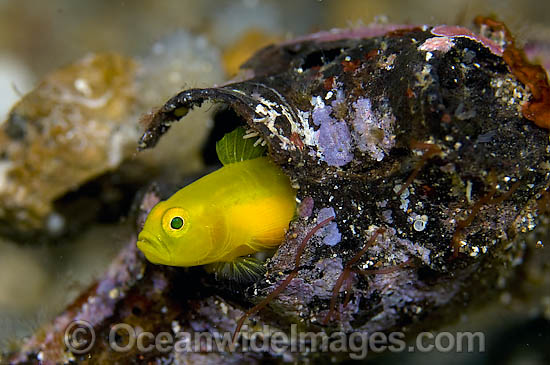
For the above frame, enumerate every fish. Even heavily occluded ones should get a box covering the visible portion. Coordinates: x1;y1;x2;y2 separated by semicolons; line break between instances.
137;127;297;281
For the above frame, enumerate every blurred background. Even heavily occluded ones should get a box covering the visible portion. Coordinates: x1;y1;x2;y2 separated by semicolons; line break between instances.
0;0;549;363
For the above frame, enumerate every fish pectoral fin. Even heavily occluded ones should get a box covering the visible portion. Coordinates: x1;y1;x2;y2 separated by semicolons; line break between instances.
204;256;266;283
215;126;266;165
231;197;295;252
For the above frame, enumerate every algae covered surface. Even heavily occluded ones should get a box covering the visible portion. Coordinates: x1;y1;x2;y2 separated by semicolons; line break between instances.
1;1;550;364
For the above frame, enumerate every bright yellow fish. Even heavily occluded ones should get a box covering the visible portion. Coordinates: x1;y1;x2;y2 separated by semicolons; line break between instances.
137;127;296;280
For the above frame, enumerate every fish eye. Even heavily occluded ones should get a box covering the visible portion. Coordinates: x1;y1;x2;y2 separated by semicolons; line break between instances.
162;207;189;236
170;216;184;230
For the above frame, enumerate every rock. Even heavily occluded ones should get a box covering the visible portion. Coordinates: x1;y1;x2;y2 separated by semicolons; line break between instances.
0;31;224;239
0;53;139;233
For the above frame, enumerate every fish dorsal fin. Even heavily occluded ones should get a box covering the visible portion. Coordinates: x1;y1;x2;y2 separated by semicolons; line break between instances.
215;127;267;165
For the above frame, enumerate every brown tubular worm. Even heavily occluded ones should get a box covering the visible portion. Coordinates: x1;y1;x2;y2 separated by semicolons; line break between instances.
323;228;385;324
396;142;442;196
232;216;335;343
451;178;520;258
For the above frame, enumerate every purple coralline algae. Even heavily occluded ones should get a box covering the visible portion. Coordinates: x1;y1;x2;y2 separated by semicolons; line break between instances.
315;207;341;246
351;98;395;161
317;120;354;167
311;99;332;127
311;97;354;167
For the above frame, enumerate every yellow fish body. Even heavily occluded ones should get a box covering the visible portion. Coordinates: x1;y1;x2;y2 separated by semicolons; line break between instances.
137;128;296;278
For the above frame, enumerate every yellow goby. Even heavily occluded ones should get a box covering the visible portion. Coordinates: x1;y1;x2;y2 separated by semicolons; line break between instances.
137;127;296;279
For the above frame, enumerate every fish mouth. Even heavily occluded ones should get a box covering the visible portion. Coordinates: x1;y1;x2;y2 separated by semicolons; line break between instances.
137;232;172;265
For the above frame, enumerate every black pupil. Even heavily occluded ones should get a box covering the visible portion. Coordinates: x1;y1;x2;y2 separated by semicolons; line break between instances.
170;217;184;229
